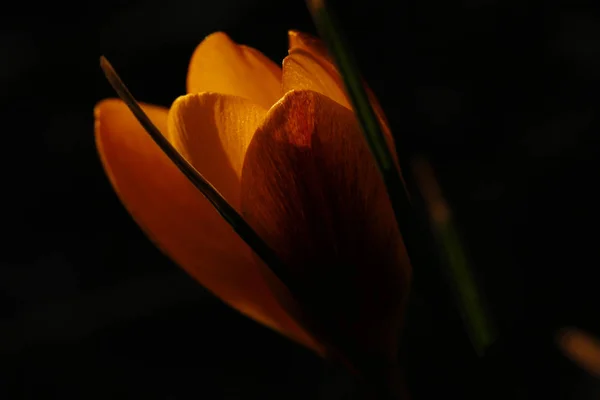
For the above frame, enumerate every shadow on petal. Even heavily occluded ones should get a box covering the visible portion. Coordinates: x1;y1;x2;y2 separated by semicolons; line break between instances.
95;98;318;352
240;90;411;371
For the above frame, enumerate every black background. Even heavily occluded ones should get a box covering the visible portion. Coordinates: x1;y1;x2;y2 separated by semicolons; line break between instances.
1;0;599;398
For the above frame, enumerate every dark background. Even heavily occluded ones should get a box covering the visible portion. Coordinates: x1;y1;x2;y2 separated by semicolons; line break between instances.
1;0;599;398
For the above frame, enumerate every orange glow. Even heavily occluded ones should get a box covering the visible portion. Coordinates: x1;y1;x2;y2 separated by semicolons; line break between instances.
559;328;600;377
95;31;411;371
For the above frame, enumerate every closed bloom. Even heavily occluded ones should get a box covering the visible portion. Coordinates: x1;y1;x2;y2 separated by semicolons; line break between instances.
94;31;411;372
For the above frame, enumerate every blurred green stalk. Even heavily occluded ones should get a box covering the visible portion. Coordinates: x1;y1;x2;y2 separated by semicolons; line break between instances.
412;158;495;355
306;0;496;356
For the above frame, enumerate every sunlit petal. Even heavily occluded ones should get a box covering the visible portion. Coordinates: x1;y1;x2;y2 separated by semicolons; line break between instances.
167;92;267;208
284;31;400;170
94;98;318;351
282;48;350;109
288;30;331;60
240;90;411;369
187;32;282;109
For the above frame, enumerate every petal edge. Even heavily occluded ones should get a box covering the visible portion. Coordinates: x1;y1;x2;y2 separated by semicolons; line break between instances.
187;32;282;109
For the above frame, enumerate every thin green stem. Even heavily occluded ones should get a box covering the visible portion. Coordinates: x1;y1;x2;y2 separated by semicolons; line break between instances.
99;56;299;297
306;1;496;355
306;0;415;273
412;157;496;355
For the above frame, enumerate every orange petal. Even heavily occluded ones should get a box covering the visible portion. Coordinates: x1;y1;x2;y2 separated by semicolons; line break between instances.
167;93;267;208
283;33;349;109
288;30;331;61
282;48;350;109
559;328;600;377
187;32;282;110
94;98;319;352
284;31;400;171
240;90;411;370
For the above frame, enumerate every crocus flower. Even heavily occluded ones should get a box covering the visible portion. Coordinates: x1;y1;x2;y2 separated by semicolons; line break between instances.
94;30;411;375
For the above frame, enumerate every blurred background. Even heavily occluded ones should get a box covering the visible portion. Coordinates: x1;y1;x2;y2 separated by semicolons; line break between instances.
1;0;599;398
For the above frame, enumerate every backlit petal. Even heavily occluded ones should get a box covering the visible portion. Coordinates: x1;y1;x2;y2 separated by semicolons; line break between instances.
282;47;349;110
284;30;347;108
240;90;411;370
284;31;400;170
94;98;318;351
167;92;267;208
282;48;350;109
187;32;282;109
288;30;331;61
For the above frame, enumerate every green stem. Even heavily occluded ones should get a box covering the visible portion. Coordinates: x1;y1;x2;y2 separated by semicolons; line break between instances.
306;0;496;356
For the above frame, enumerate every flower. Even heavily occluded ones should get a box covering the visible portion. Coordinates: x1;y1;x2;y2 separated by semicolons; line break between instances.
94;31;411;372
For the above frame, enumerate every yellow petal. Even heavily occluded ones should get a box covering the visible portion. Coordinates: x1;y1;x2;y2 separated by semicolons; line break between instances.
187;32;282;110
94;98;319;351
240;90;411;370
167;92;267;208
284;31;400;171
